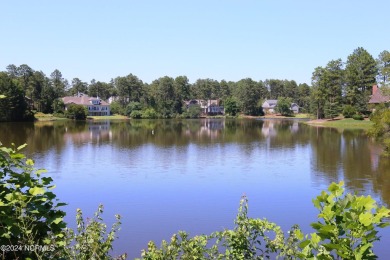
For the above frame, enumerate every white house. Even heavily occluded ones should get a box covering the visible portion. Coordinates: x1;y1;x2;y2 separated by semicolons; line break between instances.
261;100;278;114
262;100;299;114
184;99;224;115
62;93;110;116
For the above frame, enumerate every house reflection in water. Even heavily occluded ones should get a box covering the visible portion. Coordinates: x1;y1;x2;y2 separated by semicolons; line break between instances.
64;120;111;144
261;120;277;137
184;119;225;140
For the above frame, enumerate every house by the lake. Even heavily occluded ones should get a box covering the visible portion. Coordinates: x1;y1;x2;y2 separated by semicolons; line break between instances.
262;99;299;114
184;99;224;115
262;100;278;114
368;85;390;106
62;93;110;116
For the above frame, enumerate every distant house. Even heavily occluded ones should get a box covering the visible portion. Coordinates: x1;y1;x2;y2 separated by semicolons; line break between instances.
107;96;119;104
184;99;224;115
62;93;110;116
262;99;300;114
290;103;299;114
368;85;390;105
262;100;278;114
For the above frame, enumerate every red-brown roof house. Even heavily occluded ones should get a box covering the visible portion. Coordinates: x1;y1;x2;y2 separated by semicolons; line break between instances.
368;85;390;104
62;93;110;116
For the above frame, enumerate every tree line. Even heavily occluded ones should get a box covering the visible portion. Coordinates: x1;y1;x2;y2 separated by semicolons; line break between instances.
0;47;389;121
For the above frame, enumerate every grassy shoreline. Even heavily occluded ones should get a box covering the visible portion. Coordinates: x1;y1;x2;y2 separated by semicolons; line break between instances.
304;118;373;130
34;112;373;131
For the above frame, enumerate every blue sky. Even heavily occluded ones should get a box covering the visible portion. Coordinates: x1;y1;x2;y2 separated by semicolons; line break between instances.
1;1;389;85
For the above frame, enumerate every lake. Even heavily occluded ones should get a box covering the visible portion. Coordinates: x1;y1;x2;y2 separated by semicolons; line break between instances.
0;119;389;259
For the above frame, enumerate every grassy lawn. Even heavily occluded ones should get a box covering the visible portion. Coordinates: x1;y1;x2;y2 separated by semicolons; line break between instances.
259;113;313;119
305;118;373;130
34;112;68;121
87;114;129;120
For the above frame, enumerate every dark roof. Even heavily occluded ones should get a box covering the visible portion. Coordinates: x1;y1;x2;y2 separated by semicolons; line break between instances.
262;100;278;108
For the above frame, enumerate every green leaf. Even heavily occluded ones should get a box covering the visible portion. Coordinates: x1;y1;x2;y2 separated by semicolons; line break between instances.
310;233;321;245
52;217;63;224
5;193;14;201
26;159;34;166
42;176;53;185
295;229;304;240
17;144;27;151
299;240;310;249
29;186;45;196
359;212;373;226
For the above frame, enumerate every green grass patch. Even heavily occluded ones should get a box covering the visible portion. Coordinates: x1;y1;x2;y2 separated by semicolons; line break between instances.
306;118;373;130
260;113;313;119
34;112;68;121
87;114;129;120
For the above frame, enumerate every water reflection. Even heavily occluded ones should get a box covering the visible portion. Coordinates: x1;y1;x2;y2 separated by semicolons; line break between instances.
1;119;390;257
0;119;388;207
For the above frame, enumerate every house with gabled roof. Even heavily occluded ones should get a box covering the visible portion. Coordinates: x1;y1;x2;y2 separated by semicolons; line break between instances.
262;99;300;114
62;93;110;116
262;99;278;114
368;85;390;105
183;99;224;115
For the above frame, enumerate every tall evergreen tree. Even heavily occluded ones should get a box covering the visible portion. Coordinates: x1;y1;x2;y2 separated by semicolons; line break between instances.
233;78;261;115
376;50;390;87
0;72;29;121
345;47;377;112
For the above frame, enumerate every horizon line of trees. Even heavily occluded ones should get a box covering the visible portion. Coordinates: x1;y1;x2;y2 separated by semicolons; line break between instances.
1;47;389;121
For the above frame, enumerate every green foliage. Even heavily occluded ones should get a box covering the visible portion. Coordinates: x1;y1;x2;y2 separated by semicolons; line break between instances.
141;108;158;119
110;101;123;115
0;144;125;259
126;101;143;117
224;97;239;116
342;105;357;118
345;47;378;112
299;181;390;259
52;98;65;113
233;78;263;115
130;110;143;119
376;50;390;86
115;74;143;105
324;101;341;120
310;59;344;120
352;114;364;120
65;104;88;120
368;108;390;155
182;105;202;119
266;79;297;100
139;196;301;260
0;143;67;259
150;76;177;118
139;182;390;260
0;72;30;122
276;97;293;116
64;205;127;260
297;83;312;113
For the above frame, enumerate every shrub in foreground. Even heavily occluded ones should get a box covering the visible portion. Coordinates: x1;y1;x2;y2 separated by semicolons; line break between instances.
139;182;390;260
0;143;125;259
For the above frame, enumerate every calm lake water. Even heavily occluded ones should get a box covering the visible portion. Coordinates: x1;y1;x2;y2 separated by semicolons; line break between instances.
1;119;390;259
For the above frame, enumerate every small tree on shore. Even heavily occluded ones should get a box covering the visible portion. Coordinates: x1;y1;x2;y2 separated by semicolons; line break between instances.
65;104;88;120
276;97;293;116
